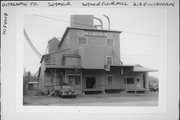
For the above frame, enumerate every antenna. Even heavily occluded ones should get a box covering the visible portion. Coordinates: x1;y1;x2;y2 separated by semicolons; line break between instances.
103;15;110;30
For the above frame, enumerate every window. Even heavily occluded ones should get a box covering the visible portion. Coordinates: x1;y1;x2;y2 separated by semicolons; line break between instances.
75;76;81;85
106;56;113;65
126;77;134;84
107;75;113;85
78;37;87;45
69;76;74;85
106;39;114;46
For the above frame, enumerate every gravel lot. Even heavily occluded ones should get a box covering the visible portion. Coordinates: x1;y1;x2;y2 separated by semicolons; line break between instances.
23;92;158;106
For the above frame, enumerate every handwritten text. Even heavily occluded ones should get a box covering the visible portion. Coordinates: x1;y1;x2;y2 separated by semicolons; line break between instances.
1;2;38;7
133;2;175;7
48;2;71;7
3;13;8;35
82;1;128;7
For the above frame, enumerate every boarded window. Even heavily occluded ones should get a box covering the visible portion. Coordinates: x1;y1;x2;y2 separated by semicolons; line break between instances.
78;37;87;45
106;39;114;46
127;77;134;84
107;75;113;85
106;56;113;65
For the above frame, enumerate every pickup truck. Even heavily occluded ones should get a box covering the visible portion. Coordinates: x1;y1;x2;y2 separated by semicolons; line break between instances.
59;83;76;98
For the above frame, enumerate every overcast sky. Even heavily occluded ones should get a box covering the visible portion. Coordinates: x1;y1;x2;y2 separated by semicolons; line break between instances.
23;8;166;77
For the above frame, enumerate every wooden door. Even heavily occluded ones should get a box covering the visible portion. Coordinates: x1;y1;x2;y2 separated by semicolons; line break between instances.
68;75;82;94
74;76;81;94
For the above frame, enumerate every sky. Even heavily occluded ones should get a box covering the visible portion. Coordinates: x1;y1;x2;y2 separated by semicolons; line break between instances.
23;8;166;77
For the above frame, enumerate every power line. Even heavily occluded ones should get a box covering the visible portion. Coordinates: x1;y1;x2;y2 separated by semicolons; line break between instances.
24;29;42;59
121;31;159;38
33;14;159;38
33;14;96;28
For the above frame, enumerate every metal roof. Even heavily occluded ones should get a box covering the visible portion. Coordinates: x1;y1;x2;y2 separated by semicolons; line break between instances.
133;65;157;72
44;64;157;73
40;48;70;63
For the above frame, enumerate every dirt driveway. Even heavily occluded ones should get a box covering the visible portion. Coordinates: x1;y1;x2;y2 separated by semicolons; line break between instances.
23;92;158;106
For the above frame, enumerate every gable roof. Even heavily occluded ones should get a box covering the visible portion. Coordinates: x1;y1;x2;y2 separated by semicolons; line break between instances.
58;27;122;48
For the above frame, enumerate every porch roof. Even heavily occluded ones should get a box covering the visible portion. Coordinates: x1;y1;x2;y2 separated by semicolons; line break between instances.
110;64;157;72
45;64;157;72
133;65;157;72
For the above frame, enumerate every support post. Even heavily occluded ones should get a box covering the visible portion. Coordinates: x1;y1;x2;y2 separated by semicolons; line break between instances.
145;72;149;92
102;70;106;94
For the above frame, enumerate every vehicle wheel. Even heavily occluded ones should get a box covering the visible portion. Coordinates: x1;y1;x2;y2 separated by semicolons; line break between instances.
74;95;76;98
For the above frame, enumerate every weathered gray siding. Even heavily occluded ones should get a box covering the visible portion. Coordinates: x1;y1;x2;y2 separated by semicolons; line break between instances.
39;60;46;92
79;46;121;69
59;32;70;51
105;67;125;89
44;49;69;65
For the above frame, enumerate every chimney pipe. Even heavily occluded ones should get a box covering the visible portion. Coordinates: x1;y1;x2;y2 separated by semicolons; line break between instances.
103;15;110;30
93;17;103;29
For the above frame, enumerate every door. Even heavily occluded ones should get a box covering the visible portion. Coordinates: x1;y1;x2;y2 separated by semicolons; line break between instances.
136;76;144;89
74;76;81;94
68;75;81;94
136;77;141;89
86;77;96;89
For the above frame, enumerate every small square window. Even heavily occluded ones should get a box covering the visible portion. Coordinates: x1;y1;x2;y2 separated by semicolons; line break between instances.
106;56;113;65
78;37;87;45
126;77;134;84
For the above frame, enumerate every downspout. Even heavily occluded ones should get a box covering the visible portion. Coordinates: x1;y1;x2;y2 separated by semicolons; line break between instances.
93;17;103;29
